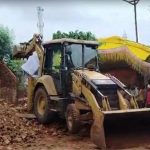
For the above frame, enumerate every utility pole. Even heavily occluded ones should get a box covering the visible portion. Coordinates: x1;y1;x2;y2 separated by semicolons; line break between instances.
123;0;140;43
37;6;44;39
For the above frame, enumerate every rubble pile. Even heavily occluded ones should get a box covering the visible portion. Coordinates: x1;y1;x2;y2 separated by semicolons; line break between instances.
0;100;64;146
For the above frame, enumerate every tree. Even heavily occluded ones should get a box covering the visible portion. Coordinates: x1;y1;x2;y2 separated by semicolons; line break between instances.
52;30;96;41
7;59;24;78
7;59;25;90
0;25;13;61
0;25;24;83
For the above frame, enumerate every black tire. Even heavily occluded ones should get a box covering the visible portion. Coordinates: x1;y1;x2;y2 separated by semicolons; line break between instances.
66;104;80;134
34;87;55;124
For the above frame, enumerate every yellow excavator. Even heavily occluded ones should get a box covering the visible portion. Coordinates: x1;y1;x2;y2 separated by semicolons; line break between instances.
13;34;150;149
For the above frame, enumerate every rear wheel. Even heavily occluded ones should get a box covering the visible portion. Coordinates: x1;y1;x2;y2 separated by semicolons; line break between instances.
34;87;55;124
66;104;81;134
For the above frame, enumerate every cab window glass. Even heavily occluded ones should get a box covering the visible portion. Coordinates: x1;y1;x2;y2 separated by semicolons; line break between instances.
52;48;61;72
44;44;61;74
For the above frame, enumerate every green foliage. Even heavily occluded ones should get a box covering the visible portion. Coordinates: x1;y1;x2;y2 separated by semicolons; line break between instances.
53;30;96;41
7;59;26;90
0;25;13;61
0;25;26;90
7;59;24;77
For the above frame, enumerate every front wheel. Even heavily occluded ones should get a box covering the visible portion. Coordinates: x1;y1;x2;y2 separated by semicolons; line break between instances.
66;104;81;134
34;87;56;124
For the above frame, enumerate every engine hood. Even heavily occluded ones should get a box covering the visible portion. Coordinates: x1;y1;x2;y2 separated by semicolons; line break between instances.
75;70;110;80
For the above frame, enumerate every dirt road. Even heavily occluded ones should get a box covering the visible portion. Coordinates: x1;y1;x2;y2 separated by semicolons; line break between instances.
1;100;150;150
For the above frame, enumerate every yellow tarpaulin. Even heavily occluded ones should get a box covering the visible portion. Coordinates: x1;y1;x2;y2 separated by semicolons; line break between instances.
97;36;150;76
98;36;150;61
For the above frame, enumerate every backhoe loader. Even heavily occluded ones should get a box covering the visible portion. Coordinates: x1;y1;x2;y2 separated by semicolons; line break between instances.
13;34;150;149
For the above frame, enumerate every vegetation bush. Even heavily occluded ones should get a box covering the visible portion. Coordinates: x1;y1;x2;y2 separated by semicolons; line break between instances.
53;30;96;41
0;25;25;92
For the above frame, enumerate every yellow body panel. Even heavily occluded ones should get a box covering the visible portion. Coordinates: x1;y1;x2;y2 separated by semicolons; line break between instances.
81;81;106;148
37;75;57;95
27;77;37;112
27;75;57;111
117;90;129;110
75;70;109;80
72;72;82;96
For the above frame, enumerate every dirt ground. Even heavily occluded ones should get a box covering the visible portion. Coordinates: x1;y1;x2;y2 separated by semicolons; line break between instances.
1;99;150;150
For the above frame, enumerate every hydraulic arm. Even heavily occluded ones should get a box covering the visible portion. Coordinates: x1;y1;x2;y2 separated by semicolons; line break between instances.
13;34;44;111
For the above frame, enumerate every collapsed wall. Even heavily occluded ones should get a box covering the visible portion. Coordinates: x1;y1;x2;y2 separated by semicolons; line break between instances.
0;62;17;103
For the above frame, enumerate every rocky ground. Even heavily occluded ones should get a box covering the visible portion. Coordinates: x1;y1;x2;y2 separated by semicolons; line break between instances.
0;99;96;150
1;99;150;150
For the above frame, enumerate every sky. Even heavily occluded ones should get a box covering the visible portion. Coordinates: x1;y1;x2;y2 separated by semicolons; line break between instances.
0;0;150;45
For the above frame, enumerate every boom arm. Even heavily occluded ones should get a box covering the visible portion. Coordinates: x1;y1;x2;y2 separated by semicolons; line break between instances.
13;34;44;75
13;34;45;112
13;34;44;60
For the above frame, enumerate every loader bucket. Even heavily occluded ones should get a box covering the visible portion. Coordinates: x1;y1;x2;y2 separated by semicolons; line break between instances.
90;114;106;149
90;108;150;149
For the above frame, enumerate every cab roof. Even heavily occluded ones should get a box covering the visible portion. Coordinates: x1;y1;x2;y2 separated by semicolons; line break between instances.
13;38;99;58
43;38;99;47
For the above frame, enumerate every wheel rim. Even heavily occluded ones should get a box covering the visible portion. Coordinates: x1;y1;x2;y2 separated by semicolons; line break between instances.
37;95;46;115
67;113;73;131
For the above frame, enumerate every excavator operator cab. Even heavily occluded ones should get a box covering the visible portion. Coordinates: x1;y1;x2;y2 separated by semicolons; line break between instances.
43;44;61;75
64;42;99;71
43;39;99;96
